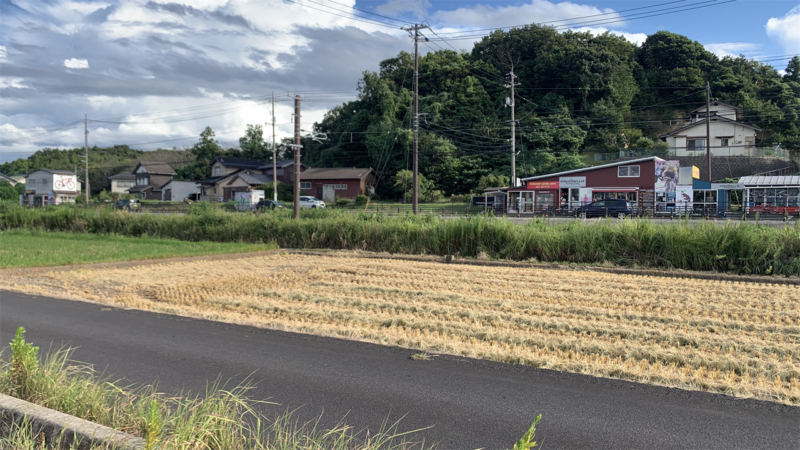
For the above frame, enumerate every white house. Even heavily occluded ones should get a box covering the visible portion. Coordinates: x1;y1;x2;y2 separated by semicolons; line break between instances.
161;180;200;202
108;171;136;194
21;169;81;206
659;101;761;157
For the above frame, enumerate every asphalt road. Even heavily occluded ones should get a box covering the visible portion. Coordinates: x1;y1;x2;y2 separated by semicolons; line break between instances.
1;291;798;449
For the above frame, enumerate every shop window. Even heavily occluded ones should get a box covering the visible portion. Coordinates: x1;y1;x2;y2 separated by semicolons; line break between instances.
618;166;640;177
687;139;705;152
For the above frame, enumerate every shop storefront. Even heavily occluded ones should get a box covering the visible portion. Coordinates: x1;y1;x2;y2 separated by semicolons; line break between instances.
511;157;665;214
740;175;800;214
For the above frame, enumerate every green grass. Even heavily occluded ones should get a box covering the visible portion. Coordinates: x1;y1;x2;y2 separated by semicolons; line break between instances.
2;202;799;276
0;229;276;269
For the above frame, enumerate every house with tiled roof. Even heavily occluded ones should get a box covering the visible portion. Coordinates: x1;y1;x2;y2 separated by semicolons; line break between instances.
299;167;375;201
128;162;176;200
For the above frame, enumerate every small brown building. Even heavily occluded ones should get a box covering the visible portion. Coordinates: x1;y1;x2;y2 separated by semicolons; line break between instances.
300;168;375;201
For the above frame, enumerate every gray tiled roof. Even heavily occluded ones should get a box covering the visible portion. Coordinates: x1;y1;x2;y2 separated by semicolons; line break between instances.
108;171;135;180
238;173;270;185
301;167;374;180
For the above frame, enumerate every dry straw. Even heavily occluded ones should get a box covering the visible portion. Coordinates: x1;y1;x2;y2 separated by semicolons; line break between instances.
3;253;798;405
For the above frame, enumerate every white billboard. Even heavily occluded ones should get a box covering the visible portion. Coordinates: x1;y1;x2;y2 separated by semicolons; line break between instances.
52;174;77;191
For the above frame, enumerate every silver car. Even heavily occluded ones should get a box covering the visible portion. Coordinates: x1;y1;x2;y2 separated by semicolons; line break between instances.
298;196;326;208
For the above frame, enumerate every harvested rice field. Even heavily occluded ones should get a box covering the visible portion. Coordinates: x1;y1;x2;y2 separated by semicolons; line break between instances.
2;252;798;405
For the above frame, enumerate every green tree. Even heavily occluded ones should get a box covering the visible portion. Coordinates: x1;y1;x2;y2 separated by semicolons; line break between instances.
0;181;18;201
239;124;269;161
393;169;439;202
784;56;800;83
178;127;224;180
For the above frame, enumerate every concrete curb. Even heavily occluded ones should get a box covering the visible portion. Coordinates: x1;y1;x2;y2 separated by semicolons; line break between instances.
0;394;144;449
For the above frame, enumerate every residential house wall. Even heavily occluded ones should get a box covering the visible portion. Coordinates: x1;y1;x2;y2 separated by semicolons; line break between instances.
665;121;758;157
161;181;200;201
22;170;81;206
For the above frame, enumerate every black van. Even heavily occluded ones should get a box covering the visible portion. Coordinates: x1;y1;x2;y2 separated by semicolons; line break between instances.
575;199;632;219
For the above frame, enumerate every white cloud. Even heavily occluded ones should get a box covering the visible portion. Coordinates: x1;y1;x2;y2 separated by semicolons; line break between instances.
0;78;30;89
432;0;617;30
573;27;647;46
703;42;760;58
766;5;800;54
0;46;7;61
376;0;431;20
64;58;89;69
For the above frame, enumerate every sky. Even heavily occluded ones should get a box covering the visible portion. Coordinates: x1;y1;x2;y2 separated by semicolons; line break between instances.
0;0;798;164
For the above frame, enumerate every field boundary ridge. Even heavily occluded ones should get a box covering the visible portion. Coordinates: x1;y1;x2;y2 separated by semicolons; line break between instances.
0;393;144;449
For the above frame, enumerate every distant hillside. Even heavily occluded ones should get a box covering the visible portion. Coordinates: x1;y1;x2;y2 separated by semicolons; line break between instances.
300;27;800;198
0;146;192;194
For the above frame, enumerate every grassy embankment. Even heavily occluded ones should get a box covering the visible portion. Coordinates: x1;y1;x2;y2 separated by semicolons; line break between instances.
0;328;445;450
0;230;276;269
2;202;800;275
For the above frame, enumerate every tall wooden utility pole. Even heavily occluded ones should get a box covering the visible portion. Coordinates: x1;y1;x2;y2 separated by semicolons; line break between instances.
288;93;305;219
705;81;711;182
84;115;89;207
505;71;520;186
271;92;277;202
402;23;428;214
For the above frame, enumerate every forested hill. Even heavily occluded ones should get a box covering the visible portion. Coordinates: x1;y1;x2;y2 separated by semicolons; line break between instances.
301;28;800;198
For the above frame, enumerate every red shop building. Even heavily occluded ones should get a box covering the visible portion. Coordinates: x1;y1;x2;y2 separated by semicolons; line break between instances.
507;157;666;213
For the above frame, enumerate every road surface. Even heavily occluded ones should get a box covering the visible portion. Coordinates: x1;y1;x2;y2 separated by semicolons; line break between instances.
1;291;797;449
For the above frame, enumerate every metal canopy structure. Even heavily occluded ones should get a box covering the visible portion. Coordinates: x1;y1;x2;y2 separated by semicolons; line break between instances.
739;175;800;187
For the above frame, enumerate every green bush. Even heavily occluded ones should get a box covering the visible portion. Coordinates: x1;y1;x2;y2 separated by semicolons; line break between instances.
336;197;353;207
1;202;799;276
354;194;369;205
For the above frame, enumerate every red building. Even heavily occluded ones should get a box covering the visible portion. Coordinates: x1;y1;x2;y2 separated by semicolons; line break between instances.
300;168;375;201
509;157;668;213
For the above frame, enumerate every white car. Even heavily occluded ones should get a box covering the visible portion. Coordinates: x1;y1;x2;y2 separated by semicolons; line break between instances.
298;196;326;208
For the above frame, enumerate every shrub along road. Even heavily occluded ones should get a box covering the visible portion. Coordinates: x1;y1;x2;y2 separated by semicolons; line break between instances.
1;291;798;449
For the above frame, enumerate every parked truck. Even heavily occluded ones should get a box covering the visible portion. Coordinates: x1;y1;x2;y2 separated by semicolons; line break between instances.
234;190;265;211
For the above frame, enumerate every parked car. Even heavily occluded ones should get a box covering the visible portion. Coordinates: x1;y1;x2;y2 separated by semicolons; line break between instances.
298;196;325;208
576;199;632;219
114;199;139;211
256;199;285;210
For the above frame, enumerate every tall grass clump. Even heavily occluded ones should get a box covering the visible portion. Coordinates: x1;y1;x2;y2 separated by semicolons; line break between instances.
2;202;799;276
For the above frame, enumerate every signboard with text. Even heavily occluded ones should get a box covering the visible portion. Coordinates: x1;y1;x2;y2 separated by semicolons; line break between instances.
559;176;586;188
526;180;559;190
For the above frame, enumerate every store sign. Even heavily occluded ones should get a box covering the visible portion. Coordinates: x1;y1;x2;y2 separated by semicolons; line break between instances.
711;182;744;190
559;176;586;188
692;166;700;179
526;180;559;190
52;174;77;191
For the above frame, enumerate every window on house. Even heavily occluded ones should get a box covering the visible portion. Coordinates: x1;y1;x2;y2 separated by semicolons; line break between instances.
42;178;47;185
215;167;220;175
618;166;640;177
687;139;705;152
720;138;729;147
300;182;311;189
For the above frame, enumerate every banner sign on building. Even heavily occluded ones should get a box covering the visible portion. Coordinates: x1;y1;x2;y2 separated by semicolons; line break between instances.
655;160;680;192
711;182;744;190
526;180;559;190
559;176;586;188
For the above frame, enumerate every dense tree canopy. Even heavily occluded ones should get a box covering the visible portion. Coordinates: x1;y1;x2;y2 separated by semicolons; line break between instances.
300;27;799;198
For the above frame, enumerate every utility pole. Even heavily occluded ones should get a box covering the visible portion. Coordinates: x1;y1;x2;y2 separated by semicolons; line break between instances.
271;92;277;202
84;115;89;207
402;23;429;215
505;72;520;186
288;93;305;219
705;81;712;182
